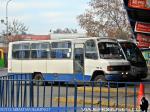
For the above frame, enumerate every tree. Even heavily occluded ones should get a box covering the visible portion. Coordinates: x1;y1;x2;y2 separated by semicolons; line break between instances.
8;19;28;35
77;0;132;39
53;28;77;34
2;19;28;42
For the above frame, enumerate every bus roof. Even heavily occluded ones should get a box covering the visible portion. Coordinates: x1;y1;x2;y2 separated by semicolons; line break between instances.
50;33;86;39
9;37;118;44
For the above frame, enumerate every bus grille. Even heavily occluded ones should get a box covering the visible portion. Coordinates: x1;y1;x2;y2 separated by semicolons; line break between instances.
113;65;130;71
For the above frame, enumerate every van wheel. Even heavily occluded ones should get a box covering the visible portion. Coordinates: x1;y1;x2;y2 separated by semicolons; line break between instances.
94;75;106;86
33;73;44;86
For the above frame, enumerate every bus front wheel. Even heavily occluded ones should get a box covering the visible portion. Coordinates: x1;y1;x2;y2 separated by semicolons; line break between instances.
33;73;44;86
94;75;106;86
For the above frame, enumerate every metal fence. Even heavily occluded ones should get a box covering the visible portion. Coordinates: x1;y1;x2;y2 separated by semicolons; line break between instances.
0;75;150;112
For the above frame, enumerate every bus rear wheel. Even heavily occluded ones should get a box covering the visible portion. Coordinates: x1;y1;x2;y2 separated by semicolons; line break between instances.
94;75;106;86
33;73;44;86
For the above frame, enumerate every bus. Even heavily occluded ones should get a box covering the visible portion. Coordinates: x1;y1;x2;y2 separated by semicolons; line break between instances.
117;39;148;80
0;49;5;68
8;37;131;83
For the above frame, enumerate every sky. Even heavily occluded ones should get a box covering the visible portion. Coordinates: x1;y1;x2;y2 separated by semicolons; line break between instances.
0;0;90;35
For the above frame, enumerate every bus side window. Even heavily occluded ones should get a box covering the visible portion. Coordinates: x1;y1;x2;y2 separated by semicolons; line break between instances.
12;43;30;59
85;40;98;59
21;43;30;59
51;41;71;59
31;43;49;59
12;44;22;59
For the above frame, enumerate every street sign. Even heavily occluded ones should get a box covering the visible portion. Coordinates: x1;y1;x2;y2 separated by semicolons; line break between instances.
135;22;150;33
128;0;150;10
137;33;150;47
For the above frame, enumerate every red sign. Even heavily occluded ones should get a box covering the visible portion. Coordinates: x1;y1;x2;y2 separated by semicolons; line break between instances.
138;41;150;48
128;0;150;10
135;22;150;33
137;33;150;48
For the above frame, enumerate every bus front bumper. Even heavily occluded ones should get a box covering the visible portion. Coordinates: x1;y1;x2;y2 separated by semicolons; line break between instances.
105;72;130;81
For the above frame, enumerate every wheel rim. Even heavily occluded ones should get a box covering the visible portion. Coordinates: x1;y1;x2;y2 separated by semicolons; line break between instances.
35;75;42;80
96;78;103;82
94;75;106;86
34;74;43;85
95;76;105;82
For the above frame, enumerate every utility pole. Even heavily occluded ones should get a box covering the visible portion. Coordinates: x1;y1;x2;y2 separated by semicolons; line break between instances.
6;0;12;40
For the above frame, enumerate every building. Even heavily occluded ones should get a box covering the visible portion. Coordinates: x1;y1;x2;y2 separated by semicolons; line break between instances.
8;34;51;41
0;34;51;53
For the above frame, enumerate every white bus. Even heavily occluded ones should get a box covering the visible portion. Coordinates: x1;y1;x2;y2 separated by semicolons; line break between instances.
8;37;131;82
118;39;148;80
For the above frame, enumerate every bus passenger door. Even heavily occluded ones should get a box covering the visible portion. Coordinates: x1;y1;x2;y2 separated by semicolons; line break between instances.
74;44;84;75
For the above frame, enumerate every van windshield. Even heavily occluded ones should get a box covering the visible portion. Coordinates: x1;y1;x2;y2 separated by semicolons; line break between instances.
120;42;145;63
98;42;124;59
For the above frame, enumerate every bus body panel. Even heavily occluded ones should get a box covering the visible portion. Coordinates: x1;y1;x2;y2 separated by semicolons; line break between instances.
47;59;73;74
8;44;12;72
84;59;106;76
11;60;22;73
9;60;74;76
8;73;92;81
43;73;91;81
85;59;130;81
22;60;47;73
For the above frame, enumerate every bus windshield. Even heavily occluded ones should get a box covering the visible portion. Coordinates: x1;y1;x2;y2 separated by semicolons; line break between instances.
98;42;124;59
120;42;145;63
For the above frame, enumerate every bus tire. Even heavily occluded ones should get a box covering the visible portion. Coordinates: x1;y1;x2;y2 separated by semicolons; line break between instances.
94;75;106;86
33;73;44;86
